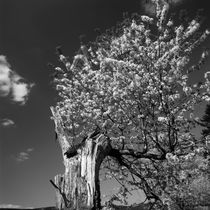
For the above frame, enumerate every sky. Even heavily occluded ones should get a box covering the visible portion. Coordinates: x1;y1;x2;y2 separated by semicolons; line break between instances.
0;0;210;208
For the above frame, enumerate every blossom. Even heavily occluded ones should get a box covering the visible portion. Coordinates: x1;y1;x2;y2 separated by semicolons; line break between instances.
179;170;187;180
184;152;195;161
158;116;167;122
141;15;153;23
184;20;200;39
166;153;179;163
202;95;210;102
59;54;66;62
183;86;192;95
201;50;209;59
204;71;210;81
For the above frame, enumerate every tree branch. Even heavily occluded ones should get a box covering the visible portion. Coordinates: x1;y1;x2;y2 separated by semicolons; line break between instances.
50;179;70;208
108;149;162;203
117;149;166;160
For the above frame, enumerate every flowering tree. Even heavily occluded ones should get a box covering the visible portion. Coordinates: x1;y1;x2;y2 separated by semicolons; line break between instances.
50;0;210;209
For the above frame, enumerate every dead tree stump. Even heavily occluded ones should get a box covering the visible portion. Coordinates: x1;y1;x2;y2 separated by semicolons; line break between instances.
50;107;111;210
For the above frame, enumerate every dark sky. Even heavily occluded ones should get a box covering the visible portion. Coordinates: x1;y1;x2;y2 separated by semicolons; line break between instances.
0;0;210;208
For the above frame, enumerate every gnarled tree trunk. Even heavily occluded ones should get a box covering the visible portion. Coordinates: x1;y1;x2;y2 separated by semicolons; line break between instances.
50;107;111;210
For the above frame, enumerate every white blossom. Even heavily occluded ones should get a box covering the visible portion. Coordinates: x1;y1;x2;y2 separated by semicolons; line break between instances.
158;116;167;122
204;71;210;81
141;15;153;23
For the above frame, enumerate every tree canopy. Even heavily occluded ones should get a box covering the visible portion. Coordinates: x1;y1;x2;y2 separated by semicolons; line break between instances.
51;0;210;209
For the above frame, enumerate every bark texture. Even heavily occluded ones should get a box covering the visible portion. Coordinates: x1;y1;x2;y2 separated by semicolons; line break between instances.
51;107;111;210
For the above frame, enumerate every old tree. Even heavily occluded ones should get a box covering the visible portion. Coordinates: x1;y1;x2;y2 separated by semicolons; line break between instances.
50;1;210;209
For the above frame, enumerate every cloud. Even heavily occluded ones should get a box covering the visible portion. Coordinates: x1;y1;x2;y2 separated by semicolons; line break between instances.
0;118;15;127
26;148;34;152
0;55;34;105
0;204;33;209
141;0;186;15
0;56;11;97
16;148;34;162
11;73;34;105
0;204;22;209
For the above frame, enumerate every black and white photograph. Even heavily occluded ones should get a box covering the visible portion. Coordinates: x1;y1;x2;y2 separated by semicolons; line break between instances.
1;0;210;209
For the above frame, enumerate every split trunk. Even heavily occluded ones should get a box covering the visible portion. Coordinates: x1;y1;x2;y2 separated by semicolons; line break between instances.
51;107;111;210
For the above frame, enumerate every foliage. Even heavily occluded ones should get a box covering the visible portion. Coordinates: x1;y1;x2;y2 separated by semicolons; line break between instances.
157;148;210;209
52;0;210;209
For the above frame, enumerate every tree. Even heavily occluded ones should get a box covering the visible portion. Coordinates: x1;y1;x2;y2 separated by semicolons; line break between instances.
158;148;210;209
50;0;210;209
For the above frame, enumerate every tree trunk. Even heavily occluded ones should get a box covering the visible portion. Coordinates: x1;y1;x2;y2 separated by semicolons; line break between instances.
50;107;111;210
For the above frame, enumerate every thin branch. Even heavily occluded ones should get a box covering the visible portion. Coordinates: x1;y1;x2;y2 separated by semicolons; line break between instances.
50;179;70;208
119;149;165;160
108;149;162;203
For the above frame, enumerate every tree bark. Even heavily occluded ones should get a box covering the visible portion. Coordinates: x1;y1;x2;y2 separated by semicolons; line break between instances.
50;107;111;210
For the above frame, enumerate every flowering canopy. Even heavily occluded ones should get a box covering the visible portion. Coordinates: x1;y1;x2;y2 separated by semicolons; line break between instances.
52;0;210;208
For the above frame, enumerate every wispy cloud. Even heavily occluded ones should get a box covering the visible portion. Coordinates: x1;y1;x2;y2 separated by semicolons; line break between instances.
26;148;34;153
0;55;34;105
0;204;33;209
0;118;15;128
0;204;22;209
0;55;11;97
16;148;34;162
141;0;186;15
